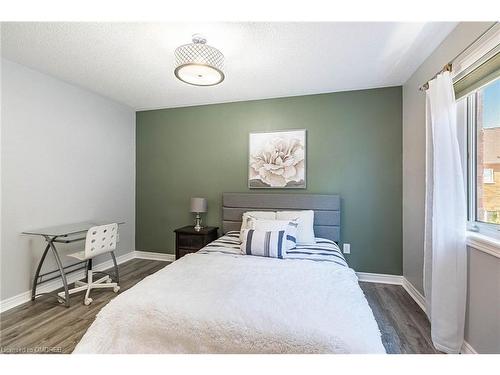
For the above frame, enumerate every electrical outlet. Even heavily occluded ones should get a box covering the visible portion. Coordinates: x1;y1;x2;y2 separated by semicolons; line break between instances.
343;243;351;254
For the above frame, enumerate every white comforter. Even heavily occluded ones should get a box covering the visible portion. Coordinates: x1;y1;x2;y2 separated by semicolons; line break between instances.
74;238;385;354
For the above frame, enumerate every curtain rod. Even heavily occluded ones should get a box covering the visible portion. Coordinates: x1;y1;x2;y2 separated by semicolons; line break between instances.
418;63;453;91
418;22;498;92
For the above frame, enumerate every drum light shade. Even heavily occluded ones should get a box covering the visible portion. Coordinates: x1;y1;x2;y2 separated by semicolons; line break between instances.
190;197;208;213
174;34;224;86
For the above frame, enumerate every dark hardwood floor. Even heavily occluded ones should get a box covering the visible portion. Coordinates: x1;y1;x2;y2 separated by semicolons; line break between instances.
0;259;439;354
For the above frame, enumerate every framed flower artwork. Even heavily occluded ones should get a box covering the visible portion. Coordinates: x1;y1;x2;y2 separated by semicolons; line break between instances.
248;129;306;188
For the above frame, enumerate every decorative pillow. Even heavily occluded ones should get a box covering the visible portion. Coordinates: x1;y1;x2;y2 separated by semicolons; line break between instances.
276;210;316;244
252;219;298;250
284;221;299;250
239;211;276;241
240;229;286;259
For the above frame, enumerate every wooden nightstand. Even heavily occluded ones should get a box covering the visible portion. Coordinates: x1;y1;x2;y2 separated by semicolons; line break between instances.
174;226;219;260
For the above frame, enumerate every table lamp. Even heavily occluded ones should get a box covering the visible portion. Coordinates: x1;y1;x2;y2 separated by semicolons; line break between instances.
190;197;207;232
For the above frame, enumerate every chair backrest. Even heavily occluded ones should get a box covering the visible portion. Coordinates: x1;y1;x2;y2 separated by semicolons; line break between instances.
84;223;118;259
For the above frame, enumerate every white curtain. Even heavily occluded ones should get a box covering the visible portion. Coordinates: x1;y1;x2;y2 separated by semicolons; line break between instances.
424;71;467;354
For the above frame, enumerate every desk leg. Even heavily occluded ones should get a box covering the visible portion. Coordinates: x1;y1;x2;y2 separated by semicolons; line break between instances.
111;251;119;284
47;237;70;307
31;242;51;301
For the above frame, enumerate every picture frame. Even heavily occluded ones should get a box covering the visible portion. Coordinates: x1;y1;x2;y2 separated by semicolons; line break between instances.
248;129;307;189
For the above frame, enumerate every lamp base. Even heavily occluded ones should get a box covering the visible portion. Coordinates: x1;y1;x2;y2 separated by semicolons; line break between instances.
194;213;203;232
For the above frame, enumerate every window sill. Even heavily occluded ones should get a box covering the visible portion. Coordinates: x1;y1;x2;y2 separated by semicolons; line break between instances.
466;232;500;259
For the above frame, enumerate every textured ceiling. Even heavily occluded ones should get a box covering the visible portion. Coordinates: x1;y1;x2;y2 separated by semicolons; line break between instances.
1;22;457;110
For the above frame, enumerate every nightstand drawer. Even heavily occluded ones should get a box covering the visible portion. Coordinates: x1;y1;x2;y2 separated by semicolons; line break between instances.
177;234;204;249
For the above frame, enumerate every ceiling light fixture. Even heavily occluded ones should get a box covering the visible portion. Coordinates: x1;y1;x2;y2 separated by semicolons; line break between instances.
174;34;225;86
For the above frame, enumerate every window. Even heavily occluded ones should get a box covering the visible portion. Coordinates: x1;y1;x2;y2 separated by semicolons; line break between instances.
461;77;500;237
484;168;495;184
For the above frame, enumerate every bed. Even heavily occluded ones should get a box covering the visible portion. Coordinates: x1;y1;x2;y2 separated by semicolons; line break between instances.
73;193;385;354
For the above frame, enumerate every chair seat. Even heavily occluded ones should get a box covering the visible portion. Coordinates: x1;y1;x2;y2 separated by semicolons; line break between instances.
67;250;87;261
68;249;114;261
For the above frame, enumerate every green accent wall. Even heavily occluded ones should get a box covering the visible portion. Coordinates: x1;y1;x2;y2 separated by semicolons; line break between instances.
136;86;402;275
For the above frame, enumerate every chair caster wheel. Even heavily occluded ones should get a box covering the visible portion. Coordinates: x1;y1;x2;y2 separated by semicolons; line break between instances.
113;286;120;293
84;298;93;306
106;278;112;283
58;299;65;304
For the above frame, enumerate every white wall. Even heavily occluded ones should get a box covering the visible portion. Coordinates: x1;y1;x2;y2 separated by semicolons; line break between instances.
0;59;136;301
402;22;499;353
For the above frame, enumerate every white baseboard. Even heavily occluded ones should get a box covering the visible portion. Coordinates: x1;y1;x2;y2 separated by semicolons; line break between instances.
356;272;403;285
0;251;135;313
460;340;478;354
0;250;173;313
134;251;175;262
401;277;426;313
356;272;425;312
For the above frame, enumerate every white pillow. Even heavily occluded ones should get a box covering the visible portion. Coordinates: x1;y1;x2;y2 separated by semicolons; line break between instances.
252;219;298;250
239;211;276;241
252;219;290;231
276;210;316;244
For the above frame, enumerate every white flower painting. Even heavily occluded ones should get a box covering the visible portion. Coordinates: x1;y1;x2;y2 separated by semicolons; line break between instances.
249;129;306;188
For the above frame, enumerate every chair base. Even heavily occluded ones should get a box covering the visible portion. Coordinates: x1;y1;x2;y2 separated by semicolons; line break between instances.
58;269;120;305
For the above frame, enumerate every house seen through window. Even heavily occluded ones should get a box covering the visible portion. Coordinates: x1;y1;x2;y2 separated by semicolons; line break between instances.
467;78;500;227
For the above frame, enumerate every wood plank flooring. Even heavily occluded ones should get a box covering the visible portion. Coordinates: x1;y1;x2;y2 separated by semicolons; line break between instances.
360;282;439;354
0;259;439;354
0;258;167;354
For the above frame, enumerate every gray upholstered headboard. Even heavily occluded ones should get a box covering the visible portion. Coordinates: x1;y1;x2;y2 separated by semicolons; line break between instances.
222;192;340;242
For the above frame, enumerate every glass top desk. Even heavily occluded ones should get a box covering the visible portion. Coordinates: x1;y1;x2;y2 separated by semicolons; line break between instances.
22;221;125;307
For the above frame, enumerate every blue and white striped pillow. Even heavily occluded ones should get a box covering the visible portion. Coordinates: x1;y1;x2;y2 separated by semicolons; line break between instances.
251;219;298;251
284;221;298;250
240;229;286;259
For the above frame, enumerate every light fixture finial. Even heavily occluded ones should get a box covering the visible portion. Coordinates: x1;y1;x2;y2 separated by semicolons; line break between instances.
191;34;207;44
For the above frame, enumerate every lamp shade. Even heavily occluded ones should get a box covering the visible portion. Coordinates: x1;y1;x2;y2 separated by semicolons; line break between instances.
174;34;224;86
190;197;207;213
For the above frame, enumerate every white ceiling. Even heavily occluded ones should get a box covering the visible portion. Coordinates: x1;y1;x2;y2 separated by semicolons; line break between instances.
1;22;457;110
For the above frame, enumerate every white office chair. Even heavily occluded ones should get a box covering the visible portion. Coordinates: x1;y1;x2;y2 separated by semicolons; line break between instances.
58;223;120;305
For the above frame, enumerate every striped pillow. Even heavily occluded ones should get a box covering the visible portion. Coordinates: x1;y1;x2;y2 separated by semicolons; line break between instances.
284;221;298;250
250;219;298;250
240;229;286;259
